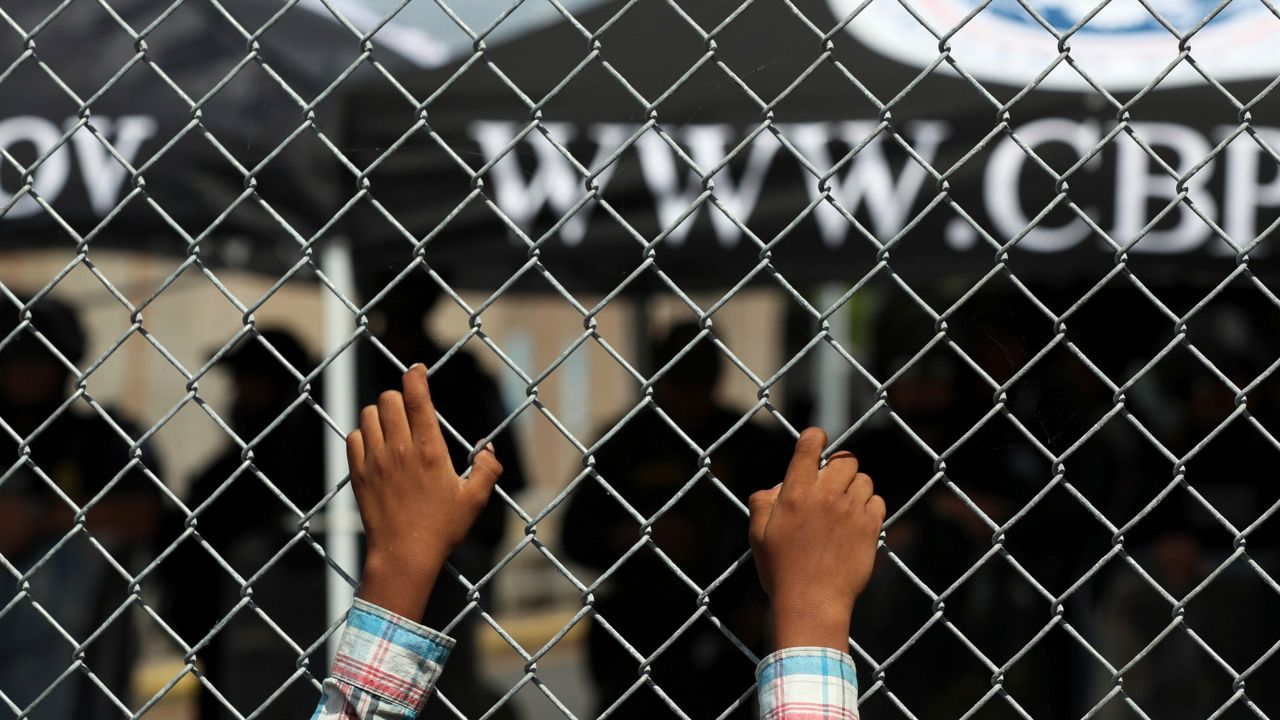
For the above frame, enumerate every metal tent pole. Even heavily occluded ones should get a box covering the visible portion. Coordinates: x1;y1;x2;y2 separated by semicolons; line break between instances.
815;283;852;438
320;237;361;662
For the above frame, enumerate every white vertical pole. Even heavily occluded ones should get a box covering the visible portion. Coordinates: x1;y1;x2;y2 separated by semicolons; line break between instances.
815;283;852;437
631;293;651;389
321;237;360;662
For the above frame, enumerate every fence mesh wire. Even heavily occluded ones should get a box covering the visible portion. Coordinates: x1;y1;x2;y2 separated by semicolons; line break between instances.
2;0;1280;718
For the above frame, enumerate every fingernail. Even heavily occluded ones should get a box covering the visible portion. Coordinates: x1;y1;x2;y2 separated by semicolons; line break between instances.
409;363;425;372
485;442;496;453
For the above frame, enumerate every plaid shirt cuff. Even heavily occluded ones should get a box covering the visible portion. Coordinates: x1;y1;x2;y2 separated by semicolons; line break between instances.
318;599;455;718
756;647;859;720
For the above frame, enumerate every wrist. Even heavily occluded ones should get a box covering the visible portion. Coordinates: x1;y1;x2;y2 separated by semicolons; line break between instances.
771;594;853;653
358;547;448;621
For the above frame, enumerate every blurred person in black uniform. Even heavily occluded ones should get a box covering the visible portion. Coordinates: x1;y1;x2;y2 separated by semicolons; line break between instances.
847;293;1078;720
1090;298;1280;719
560;322;792;719
161;329;328;720
846;344;997;719
0;296;163;720
359;271;528;719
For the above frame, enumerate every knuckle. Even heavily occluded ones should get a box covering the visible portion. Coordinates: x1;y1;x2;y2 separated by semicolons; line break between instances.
780;489;805;509
825;463;856;484
831;458;859;476
469;457;495;480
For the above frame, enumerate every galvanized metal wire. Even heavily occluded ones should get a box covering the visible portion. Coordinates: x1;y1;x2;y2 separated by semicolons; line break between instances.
2;0;1279;718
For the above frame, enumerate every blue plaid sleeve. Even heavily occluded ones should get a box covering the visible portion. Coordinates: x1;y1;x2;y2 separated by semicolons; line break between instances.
312;599;455;720
756;647;860;719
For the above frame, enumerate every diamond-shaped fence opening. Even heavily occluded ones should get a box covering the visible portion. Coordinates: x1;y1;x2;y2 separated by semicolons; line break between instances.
2;0;1280;718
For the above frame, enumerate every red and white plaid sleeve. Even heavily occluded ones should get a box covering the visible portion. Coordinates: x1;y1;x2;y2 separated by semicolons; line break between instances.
756;647;860;720
312;599;454;720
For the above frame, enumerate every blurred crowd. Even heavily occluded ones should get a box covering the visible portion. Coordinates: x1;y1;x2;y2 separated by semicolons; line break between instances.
845;284;1280;719
0;281;527;720
1;279;1278;720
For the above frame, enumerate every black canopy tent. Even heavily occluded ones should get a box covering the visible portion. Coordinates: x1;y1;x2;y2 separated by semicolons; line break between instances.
1;0;1277;291
339;0;1280;293
0;0;419;272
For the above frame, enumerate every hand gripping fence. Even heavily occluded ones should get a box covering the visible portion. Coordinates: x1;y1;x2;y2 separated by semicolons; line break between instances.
2;0;1280;718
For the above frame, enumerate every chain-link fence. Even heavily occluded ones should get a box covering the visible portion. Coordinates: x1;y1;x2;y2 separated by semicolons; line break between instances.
2;0;1280;718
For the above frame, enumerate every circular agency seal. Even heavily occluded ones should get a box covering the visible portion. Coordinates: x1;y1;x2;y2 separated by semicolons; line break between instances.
828;0;1280;91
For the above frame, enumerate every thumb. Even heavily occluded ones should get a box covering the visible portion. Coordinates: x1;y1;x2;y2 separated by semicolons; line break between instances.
747;484;781;548
466;442;504;504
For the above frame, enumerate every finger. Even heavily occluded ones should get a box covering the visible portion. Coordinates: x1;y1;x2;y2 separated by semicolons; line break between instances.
866;494;887;525
848;472;875;504
345;429;365;478
783;427;828;488
747;484;781;547
378;390;411;448
466;442;503;505
359;405;383;453
821;452;860;492
402;364;447;456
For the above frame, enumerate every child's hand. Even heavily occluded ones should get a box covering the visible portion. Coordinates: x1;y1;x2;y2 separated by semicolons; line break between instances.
347;364;503;620
748;427;885;652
